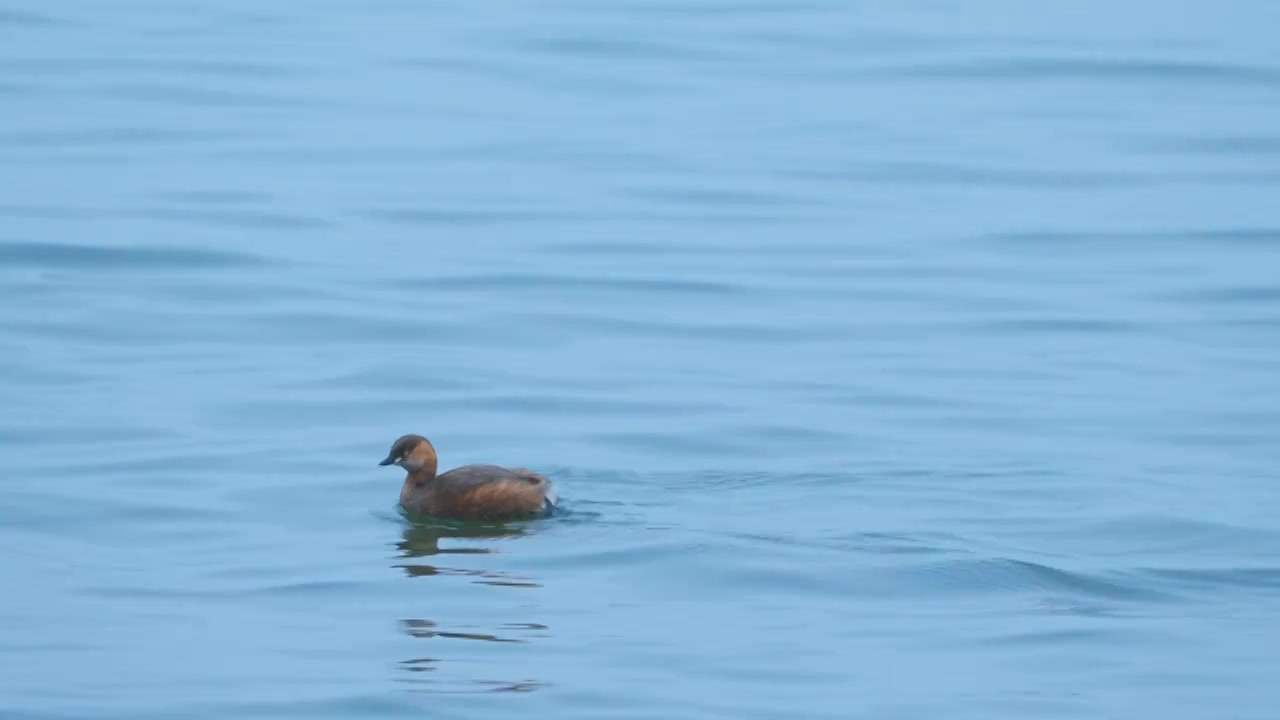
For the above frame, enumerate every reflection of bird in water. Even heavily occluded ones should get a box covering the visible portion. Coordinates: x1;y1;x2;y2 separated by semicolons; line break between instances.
397;619;549;693
396;520;528;557
390;523;549;695
393;523;540;586
400;618;539;643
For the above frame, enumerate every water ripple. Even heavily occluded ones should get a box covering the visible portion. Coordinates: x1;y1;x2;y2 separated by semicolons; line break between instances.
890;57;1280;88
0;10;69;27
0;240;269;269
1143;567;1280;593
399;272;752;296
0;127;242;148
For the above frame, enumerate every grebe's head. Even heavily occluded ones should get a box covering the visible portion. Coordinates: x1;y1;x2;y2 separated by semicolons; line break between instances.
378;434;438;474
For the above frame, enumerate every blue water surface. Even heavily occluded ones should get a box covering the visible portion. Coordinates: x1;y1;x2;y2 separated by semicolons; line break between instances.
3;2;1280;718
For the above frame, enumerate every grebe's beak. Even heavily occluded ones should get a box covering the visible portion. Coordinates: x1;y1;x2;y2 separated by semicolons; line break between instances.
378;455;395;466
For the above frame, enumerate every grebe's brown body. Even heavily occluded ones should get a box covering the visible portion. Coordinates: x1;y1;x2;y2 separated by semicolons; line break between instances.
379;434;555;521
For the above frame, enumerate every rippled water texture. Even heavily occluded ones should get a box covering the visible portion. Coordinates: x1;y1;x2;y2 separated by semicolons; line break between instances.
3;2;1280;718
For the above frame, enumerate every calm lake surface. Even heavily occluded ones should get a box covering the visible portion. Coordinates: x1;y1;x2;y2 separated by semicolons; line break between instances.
3;2;1280;718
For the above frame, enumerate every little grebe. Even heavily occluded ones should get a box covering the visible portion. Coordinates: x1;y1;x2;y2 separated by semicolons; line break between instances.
379;433;555;521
